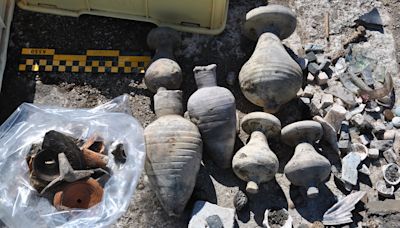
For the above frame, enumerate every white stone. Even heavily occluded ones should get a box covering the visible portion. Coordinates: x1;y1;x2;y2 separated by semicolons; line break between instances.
392;117;400;128
303;85;315;98
307;73;315;83
320;93;334;109
189;201;235;228
317;71;329;85
368;148;380;159
324;104;347;133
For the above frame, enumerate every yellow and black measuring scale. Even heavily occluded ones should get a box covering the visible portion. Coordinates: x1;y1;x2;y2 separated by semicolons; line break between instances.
18;48;151;74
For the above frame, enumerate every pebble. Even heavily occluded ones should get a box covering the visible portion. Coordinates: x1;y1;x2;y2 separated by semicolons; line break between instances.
324;104;347;133
383;130;397;140
206;215;224;228
370;140;394;152
320;93;334;109
307;73;315;83
366;199;400;215
300;97;311;104
308;62;320;76
376;180;394;198
383;149;398;164
384;110;394;121
304;43;325;53
359;135;370;146
305;51;317;62
317;71;329;85
368;148;380;159
303;85;315;98
392;117;400;128
318;59;332;71
394;107;400;116
189;201;235;228
359;164;371;175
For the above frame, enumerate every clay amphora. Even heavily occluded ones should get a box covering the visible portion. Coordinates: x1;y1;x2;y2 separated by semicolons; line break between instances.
282;121;331;198
232;112;280;194
239;5;302;113
187;64;236;168
145;27;182;93
144;89;203;216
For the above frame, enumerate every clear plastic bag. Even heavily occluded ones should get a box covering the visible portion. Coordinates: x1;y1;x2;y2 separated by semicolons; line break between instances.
0;95;145;228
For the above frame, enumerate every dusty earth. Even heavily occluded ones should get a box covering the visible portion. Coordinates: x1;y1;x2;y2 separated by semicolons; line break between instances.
1;0;400;227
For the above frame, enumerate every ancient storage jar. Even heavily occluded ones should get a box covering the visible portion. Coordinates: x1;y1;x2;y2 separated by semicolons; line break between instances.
145;27;182;93
144;88;203;216
187;64;236;169
282;121;331;198
232;112;280;194
239;5;302;113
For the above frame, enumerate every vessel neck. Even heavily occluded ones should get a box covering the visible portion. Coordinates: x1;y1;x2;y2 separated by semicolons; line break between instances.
250;131;269;148
154;88;183;117
193;64;217;88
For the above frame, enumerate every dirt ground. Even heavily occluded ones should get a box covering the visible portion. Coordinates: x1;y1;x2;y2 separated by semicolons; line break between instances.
1;0;400;227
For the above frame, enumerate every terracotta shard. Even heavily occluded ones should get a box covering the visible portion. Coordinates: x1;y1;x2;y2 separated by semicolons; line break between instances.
53;178;104;210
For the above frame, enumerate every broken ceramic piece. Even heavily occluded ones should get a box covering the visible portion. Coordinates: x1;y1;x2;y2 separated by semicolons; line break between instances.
144;27;182;93
188;64;237;168
341;152;361;186
144;89;202;216
351;143;368;161
282;121;331;198
322;191;366;226
355;8;383;30
40;153;103;194
53;177;104;210
232;112;280;194
263;208;293;228
32;131;86;182
382;163;400;186
239;4;302;113
376;180;394;197
81;137;109;169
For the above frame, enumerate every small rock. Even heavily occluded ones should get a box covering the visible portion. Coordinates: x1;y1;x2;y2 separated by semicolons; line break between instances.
307;73;315;83
384;130;397;140
320;94;334;109
383;149;398;164
366;199;400;215
189;201;235;228
370;140;394;152
318;59;332;71
303;85;315;98
368;148;380;159
351;143;368;161
308;62;320;76
300;97;311;104
233;190;248;211
392;117;400;128
394;107;400;116
305;52;317;62
376;180;394;198
206;215;224;228
349;128;361;144
350;114;365;128
334;57;347;75
305;43;325;53
324;104;347;133
342;152;361;186
359;135;370;146
359;164;371;175
325;82;356;107
295;57;308;70
338;140;351;153
317;71;329;85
